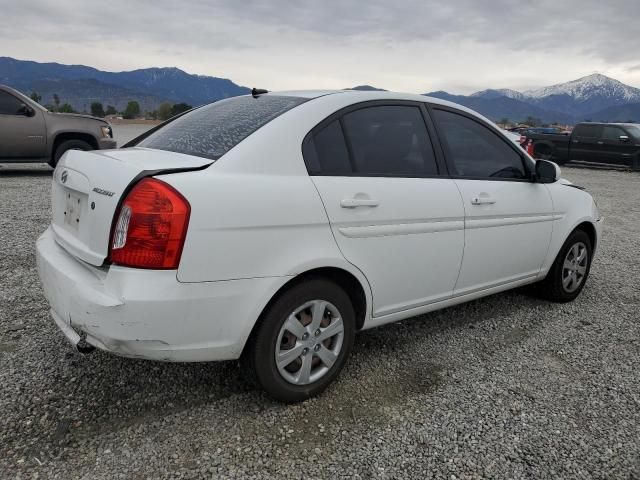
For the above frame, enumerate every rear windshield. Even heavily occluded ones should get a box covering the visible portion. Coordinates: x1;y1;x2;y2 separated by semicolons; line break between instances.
137;95;307;160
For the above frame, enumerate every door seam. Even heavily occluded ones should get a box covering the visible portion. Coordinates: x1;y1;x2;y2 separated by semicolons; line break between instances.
451;179;467;292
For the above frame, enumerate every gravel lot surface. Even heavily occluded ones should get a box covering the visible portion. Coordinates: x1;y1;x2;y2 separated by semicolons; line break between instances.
1;164;639;479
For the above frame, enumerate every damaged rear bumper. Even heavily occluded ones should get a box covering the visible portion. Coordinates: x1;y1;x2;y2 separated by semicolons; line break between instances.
35;227;286;362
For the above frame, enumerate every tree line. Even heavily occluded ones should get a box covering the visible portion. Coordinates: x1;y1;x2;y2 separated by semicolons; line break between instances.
29;91;192;120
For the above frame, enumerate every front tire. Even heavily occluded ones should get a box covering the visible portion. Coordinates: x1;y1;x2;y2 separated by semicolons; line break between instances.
539;229;592;302
49;139;93;168
247;278;355;402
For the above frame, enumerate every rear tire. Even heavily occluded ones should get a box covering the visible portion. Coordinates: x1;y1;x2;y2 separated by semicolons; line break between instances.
539;229;592;302
246;278;355;403
49;139;93;168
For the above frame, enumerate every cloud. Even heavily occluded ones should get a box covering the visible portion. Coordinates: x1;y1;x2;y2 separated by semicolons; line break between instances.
2;0;640;93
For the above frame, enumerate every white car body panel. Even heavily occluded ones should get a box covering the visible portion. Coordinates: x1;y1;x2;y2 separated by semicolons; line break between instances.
311;176;464;317
541;182;602;273
36;90;601;362
36;227;292;361
50;148;212;265
452;179;554;293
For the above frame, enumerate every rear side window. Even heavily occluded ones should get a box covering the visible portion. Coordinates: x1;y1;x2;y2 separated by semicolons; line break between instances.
305;104;439;177
306;120;352;175
138;95;307;160
573;124;602;139
0;91;23;115
433;109;527;180
342;106;438;176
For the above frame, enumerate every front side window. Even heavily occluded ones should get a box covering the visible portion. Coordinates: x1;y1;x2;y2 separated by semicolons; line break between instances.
601;126;626;142
137;95;307;160
433;109;527;180
624;125;640;140
0;91;24;115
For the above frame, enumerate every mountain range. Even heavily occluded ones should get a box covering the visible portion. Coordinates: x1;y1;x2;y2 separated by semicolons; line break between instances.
0;57;249;112
2;56;640;123
425;74;640;124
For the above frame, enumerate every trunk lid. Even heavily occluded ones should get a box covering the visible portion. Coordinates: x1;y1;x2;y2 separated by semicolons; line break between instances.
51;148;212;266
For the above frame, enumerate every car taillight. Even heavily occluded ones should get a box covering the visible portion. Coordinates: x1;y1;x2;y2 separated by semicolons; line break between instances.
109;178;190;269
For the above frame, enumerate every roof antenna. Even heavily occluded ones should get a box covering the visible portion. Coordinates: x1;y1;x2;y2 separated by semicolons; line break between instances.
252;88;268;98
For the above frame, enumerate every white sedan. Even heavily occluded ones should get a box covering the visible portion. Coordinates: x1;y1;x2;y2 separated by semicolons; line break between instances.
36;90;602;402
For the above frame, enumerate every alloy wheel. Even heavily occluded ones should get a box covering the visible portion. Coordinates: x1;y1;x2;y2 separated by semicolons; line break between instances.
562;242;588;293
275;300;345;385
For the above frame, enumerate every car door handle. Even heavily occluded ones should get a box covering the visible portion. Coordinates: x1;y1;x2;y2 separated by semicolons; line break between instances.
471;196;496;205
340;198;379;208
597;141;604;145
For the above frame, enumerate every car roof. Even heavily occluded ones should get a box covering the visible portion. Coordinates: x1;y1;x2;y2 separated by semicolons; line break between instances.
267;89;493;123
0;84;17;93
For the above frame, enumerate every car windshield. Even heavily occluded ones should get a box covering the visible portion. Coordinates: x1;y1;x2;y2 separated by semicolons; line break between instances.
137;95;307;160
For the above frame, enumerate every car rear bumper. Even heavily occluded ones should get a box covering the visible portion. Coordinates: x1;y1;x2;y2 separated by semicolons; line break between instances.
36;227;288;362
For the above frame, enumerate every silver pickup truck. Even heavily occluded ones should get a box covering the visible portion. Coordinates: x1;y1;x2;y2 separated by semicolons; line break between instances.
0;85;117;167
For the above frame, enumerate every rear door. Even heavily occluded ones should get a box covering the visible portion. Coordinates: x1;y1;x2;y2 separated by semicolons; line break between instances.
430;106;553;294
305;102;465;317
570;124;603;163
0;90;46;159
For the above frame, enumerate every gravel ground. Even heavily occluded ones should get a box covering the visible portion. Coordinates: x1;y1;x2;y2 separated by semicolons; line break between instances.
1;164;639;479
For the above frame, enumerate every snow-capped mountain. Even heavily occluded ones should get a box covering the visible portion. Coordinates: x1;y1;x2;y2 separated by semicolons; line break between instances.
524;74;640;117
471;74;640;105
440;73;640;122
471;88;526;101
523;73;640;102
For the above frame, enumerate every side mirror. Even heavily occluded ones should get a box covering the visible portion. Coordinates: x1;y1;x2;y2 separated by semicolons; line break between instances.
535;159;560;184
619;135;630;143
18;104;34;117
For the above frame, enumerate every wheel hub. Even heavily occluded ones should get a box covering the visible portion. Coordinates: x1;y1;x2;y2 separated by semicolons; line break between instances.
275;300;345;386
562;241;588;293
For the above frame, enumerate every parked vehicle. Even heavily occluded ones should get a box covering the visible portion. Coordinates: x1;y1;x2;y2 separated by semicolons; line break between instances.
524;122;640;168
501;129;524;147
36;90;602;402
525;127;570;136
0;85;116;167
507;125;533;135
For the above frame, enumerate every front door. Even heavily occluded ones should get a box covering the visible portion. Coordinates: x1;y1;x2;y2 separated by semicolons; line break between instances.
430;107;553;294
0;90;47;159
304;103;465;317
599;125;636;167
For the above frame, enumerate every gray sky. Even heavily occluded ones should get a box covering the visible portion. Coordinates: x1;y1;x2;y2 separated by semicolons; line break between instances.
2;0;640;94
